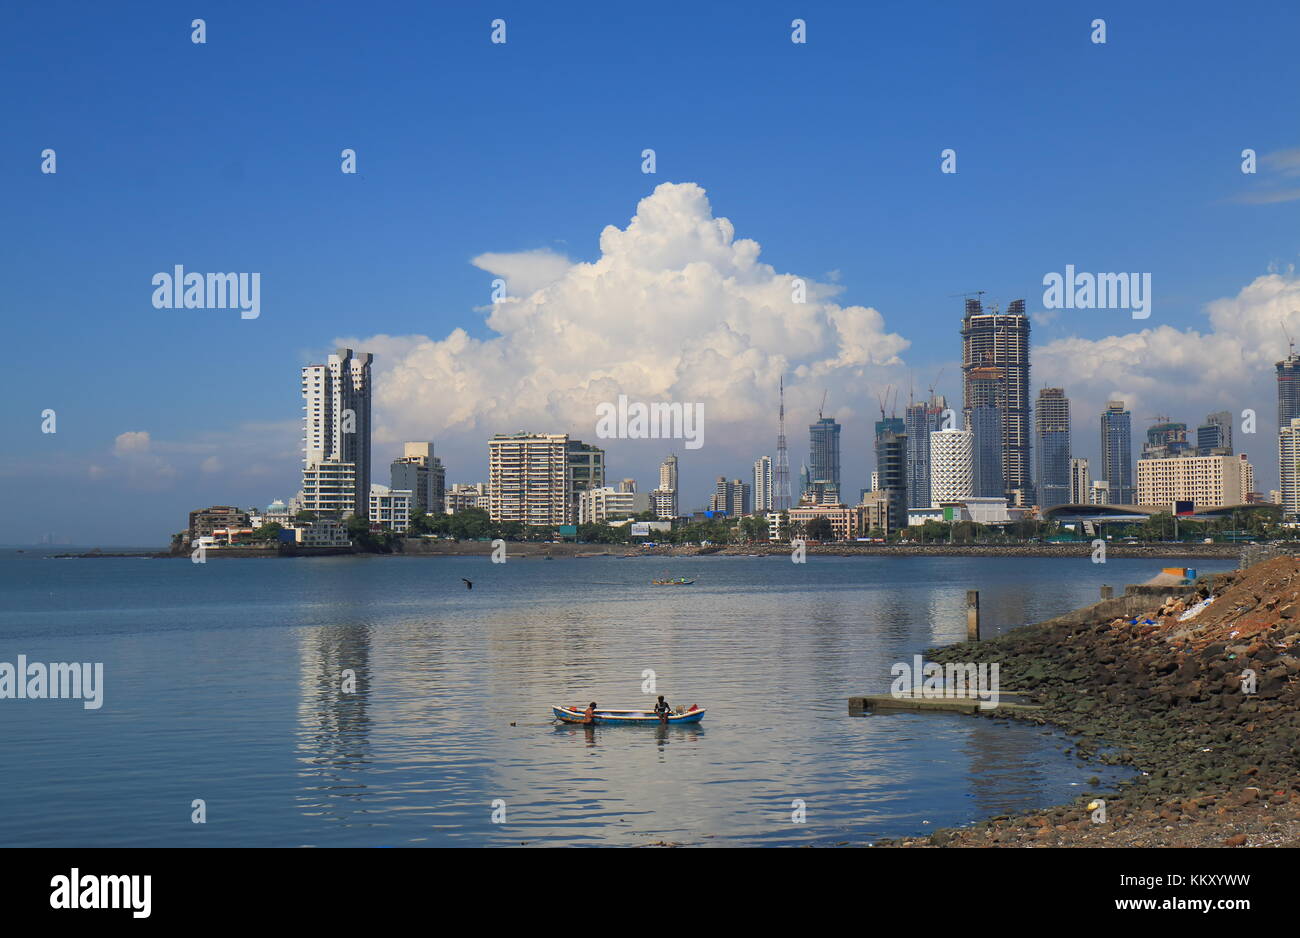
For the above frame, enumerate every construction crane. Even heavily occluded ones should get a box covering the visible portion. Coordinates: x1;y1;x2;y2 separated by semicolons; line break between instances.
1284;318;1296;357
927;367;945;400
818;389;827;420
949;290;987;300
876;385;899;421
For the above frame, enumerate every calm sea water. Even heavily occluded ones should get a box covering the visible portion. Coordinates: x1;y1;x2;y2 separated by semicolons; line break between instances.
0;549;1232;847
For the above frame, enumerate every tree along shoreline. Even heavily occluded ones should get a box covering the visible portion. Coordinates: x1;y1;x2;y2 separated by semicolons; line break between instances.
61;539;1253;560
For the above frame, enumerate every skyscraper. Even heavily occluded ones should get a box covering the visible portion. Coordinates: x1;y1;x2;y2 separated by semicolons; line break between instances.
1100;401;1135;504
731;479;752;516
1281;419;1300;517
566;440;605;521
652;454;679;519
659;454;678;492
904;394;947;509
709;477;750;516
808;416;841;501
1142;420;1191;460
874;415;905;439
1070;458;1090;504
961;297;1031;500
929;428;974;505
566;440;605;491
1034;388;1071;508
1196;411;1232;456
1279;350;1300;433
301;348;373;519
488;432;571;526
874;430;908;532
969;404;1004;498
875;411;905;506
753;455;773;512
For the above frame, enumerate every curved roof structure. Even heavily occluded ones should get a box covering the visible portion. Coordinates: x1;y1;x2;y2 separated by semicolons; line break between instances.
1042;502;1281;520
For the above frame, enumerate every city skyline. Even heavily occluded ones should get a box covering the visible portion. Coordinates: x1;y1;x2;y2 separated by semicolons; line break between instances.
9;4;1300;543
11;302;1292;542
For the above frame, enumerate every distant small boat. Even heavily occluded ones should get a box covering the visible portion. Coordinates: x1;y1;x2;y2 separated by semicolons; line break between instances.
553;705;706;726
651;576;695;585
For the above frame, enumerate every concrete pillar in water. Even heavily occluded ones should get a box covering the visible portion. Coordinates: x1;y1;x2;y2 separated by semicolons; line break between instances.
1100;585;1114;600
966;590;980;641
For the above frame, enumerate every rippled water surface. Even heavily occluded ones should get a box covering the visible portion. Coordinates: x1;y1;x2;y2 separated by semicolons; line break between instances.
0;550;1230;846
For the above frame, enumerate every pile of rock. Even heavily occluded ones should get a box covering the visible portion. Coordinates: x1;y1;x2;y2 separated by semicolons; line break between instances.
897;555;1300;847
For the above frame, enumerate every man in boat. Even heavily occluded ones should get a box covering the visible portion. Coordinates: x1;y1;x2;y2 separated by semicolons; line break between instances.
583;702;597;725
653;695;672;723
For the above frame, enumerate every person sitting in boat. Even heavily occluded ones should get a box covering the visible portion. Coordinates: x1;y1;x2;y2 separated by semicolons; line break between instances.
653;695;672;723
583;702;597;725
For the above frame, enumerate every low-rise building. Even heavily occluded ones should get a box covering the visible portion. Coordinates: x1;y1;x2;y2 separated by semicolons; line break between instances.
907;497;1016;527
287;519;352;548
368;484;413;531
262;500;294;526
787;502;860;541
208;526;256;546
578;486;651;524
445;482;490;514
858;490;893;536
958;496;1013;525
188;506;251;544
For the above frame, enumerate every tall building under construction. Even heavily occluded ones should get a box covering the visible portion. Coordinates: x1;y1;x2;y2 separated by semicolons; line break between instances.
808;416;841;502
960;297;1032;502
1279;349;1300;432
903;393;947;509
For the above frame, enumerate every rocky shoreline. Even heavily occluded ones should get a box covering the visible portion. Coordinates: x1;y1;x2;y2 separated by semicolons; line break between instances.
708;542;1244;559
875;554;1300;848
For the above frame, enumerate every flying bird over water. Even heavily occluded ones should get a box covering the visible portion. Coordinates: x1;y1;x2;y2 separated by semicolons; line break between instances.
462;578;473;590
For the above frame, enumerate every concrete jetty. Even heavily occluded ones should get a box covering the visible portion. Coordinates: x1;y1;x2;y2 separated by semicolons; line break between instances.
848;693;1043;715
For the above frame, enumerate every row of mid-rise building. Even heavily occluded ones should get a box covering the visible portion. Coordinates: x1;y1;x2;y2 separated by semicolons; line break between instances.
484;433;683;526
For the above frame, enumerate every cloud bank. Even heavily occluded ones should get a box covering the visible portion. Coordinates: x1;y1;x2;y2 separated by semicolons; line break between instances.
342;182;911;474
1036;270;1300;488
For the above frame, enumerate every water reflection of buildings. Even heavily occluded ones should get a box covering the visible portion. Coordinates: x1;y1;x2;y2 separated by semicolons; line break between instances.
296;623;374;822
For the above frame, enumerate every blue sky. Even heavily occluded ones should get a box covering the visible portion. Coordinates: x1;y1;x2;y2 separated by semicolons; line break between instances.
5;1;1300;544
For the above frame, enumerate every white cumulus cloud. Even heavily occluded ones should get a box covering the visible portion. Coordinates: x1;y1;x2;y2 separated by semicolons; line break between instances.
1036;270;1300;489
113;431;152;456
339;182;911;484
